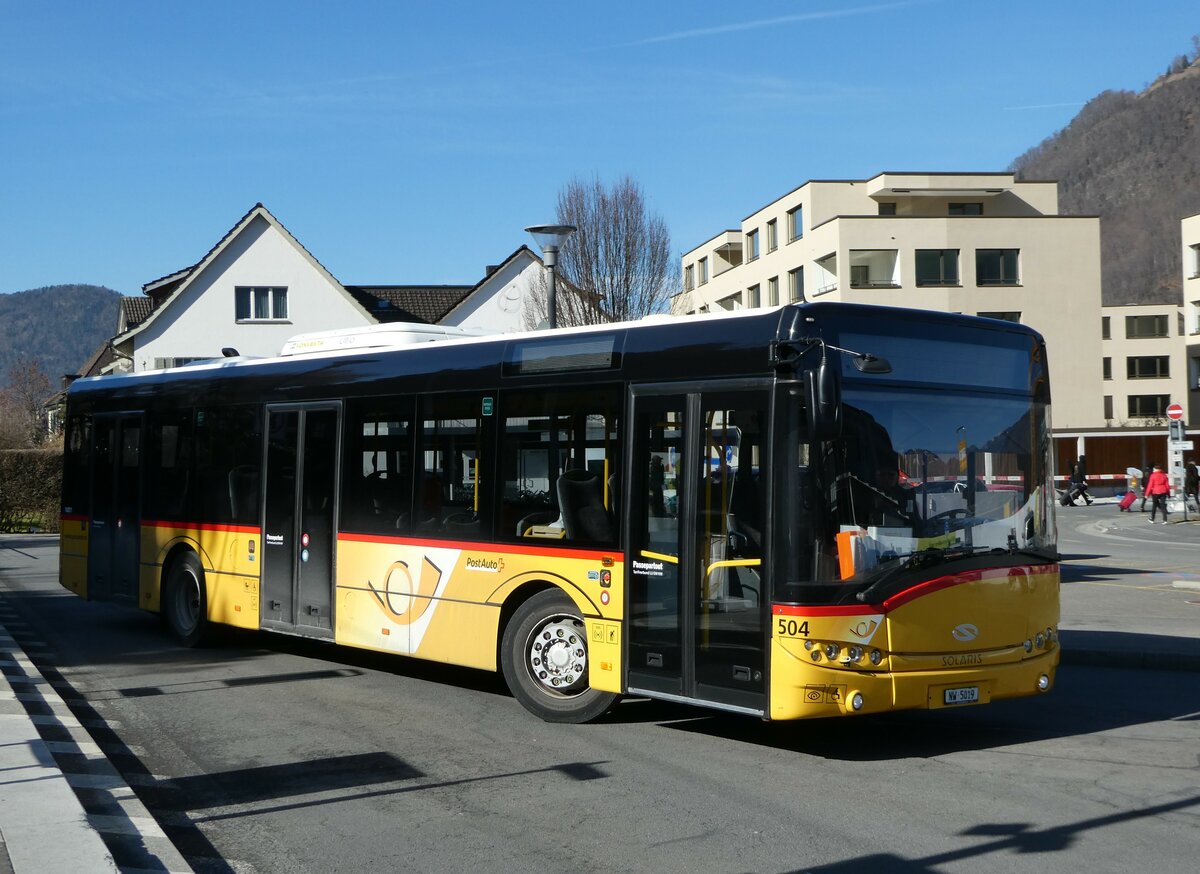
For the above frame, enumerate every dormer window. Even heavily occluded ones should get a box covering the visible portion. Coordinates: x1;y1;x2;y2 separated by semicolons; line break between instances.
236;286;289;321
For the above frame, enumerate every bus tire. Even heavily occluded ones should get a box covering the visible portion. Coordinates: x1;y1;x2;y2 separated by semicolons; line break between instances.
501;588;616;723
163;551;210;647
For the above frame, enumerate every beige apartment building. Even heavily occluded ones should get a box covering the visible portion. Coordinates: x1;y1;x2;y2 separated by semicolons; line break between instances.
674;172;1102;436
673;172;1200;479
1185;212;1200;426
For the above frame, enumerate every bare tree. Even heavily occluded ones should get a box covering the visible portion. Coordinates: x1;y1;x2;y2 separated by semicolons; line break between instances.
526;176;678;328
0;360;53;448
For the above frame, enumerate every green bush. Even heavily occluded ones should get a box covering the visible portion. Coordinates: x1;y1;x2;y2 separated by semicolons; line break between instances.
0;448;62;532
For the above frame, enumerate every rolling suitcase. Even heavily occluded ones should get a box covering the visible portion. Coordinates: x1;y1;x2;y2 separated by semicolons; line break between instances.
1118;491;1137;511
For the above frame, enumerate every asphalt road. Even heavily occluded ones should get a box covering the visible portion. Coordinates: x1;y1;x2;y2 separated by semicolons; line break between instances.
2;529;1198;874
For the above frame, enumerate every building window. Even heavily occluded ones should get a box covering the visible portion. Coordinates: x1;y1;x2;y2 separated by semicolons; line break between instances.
746;229;760;262
766;219;778;252
698;258;708;285
1125;314;1168;338
684;265;694;291
787;205;803;242
153;356;208;369
1127;394;1170;418
949;202;983;216
1102;357;1112;380
1190;243;1200;278
978;311;1020;323
747;284;761;308
975;249;1019;286
788;266;804;302
236;286;288;321
768;276;779;306
878;202;897;216
916;249;960;286
1127;356;1170;379
1102;316;1111;339
1104;395;1113;420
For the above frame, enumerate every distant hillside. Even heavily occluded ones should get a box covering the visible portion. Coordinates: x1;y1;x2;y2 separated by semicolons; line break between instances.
1012;53;1200;305
0;285;123;387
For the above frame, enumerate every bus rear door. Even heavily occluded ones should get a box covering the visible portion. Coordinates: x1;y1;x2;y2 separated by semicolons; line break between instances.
87;413;142;603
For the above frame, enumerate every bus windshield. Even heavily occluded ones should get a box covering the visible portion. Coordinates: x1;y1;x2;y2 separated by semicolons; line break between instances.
779;385;1055;605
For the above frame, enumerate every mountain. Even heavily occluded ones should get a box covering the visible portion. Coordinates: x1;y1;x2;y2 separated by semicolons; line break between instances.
0;285;124;387
1011;54;1200;305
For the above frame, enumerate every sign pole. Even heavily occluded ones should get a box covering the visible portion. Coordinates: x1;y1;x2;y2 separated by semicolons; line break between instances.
1165;403;1189;521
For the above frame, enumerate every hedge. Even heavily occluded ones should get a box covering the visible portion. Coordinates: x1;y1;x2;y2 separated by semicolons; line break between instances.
0;448;62;533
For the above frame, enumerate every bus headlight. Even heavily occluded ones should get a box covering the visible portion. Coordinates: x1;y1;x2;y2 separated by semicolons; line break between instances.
849;691;864;711
1037;674;1050;691
869;649;883;666
1035;632;1046;649
824;643;841;661
1024;639;1034;653
845;646;863;663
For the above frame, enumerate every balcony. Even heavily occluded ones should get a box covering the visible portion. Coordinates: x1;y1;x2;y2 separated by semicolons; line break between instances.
848;249;900;289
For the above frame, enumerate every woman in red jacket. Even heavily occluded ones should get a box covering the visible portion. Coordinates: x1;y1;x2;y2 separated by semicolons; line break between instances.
1145;463;1171;523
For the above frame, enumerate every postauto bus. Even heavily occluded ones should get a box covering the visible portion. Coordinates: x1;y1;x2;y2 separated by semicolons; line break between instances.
59;302;1059;722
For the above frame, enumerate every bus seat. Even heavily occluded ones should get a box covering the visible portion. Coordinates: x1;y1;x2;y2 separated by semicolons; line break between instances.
516;510;559;536
557;469;614;542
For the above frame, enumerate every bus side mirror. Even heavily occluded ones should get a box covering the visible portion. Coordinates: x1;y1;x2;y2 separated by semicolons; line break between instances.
805;355;842;441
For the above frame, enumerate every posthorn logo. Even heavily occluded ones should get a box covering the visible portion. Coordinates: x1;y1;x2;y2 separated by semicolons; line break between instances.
951;623;979;642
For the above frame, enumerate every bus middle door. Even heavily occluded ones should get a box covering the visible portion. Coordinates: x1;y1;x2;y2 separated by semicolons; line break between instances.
261;405;340;639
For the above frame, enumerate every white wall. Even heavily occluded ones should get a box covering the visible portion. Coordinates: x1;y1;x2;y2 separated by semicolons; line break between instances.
441;253;543;333
131;215;374;369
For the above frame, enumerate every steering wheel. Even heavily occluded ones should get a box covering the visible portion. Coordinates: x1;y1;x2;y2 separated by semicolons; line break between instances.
926;508;969;527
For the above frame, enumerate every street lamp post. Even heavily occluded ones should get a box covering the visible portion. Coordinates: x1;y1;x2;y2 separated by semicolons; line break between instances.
525;224;576;329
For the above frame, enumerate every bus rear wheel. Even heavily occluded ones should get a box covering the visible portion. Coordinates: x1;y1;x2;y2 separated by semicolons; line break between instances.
163;551;210;647
501;589;616;723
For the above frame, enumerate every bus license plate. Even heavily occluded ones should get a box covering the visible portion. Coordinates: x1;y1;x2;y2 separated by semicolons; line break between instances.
944;686;979;705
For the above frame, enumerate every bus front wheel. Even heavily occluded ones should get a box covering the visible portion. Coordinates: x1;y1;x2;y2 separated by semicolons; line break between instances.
501;589;616;723
163;552;210;647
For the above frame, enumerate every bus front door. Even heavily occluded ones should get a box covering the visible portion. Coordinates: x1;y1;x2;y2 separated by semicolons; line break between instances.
87;414;141;603
627;388;768;715
261;406;340;639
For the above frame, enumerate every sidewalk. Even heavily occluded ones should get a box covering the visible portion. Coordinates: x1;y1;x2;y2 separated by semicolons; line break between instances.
0;623;117;872
0;616;193;874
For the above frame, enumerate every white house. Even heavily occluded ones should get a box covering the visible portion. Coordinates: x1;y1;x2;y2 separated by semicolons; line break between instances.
109;204;546;372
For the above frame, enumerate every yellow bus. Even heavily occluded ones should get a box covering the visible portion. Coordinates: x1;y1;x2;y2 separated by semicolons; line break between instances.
59;302;1059;722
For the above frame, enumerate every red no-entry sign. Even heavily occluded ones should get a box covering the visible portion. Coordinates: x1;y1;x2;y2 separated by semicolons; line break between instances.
1166;403;1184;420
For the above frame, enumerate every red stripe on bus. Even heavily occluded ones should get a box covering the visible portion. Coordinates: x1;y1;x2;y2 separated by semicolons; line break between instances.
61;514;88;523
337;531;618;563
143;520;261;535
772;604;880;617
775;563;1058;615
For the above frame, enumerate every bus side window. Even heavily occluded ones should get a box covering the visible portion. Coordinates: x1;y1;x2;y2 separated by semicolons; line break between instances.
195;405;262;526
342;398;413;534
418;394;492;539
146;410;192;522
498;385;621;545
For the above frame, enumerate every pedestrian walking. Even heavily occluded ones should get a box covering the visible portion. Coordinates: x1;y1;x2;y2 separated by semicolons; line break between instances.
1145;463;1171;523
1068;457;1092;505
1140;460;1151;512
1186;459;1199;511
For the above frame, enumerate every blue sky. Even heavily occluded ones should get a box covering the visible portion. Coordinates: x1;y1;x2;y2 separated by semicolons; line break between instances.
2;0;1197;296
